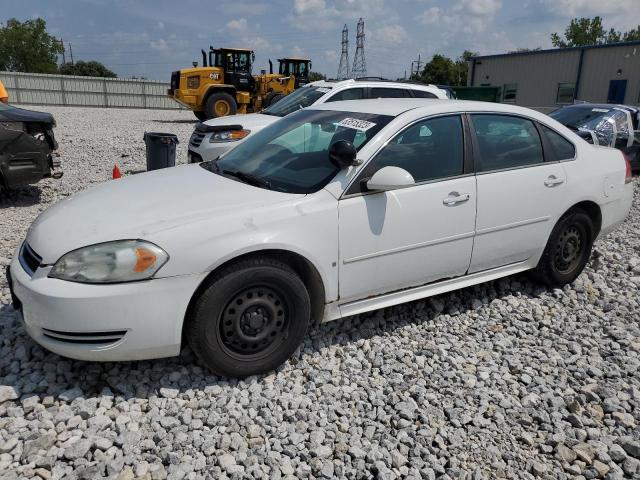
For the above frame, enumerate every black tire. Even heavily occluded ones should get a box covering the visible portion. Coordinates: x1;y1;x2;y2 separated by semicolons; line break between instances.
194;111;208;121
204;92;237;119
262;91;278;108
531;210;594;287
186;258;310;377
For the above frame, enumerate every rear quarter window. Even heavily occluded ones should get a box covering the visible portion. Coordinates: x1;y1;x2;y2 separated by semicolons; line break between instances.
541;125;576;161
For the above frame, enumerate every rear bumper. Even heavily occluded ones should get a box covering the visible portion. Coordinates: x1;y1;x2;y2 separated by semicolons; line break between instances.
8;256;207;362
0;152;57;188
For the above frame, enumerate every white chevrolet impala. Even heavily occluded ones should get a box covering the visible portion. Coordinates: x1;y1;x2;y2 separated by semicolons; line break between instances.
8;100;633;377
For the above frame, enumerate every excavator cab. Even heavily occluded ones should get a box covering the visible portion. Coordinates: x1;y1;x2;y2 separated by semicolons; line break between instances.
278;58;312;88
210;48;256;93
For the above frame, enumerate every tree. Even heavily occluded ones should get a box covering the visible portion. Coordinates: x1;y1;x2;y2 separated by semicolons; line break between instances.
308;71;326;82
0;18;63;73
418;51;476;86
551;17;640;47
59;61;117;78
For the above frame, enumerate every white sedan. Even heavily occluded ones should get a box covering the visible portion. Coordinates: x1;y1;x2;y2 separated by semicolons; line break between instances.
8;99;633;377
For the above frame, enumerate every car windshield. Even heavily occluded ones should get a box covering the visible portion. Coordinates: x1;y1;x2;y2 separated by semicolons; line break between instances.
202;109;393;194
262;86;331;117
549;106;613;131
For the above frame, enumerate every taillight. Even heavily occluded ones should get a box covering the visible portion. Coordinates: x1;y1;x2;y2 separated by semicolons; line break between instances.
623;152;633;184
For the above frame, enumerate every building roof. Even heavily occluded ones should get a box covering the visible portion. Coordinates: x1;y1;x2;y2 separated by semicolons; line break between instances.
471;40;640;61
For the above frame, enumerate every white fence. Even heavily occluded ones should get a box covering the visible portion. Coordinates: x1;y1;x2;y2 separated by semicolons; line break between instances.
0;71;181;110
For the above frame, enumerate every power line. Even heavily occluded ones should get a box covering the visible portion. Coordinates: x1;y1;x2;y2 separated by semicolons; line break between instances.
351;18;367;79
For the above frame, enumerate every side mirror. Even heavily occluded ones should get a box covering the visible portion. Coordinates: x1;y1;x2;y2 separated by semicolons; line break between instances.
366;166;415;191
329;140;358;168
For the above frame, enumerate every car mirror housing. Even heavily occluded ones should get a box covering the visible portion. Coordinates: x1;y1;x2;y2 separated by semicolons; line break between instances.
366;166;415;191
329;140;358;168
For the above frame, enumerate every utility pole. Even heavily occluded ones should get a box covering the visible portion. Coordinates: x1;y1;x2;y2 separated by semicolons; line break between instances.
351;18;367;79
69;43;74;65
337;24;350;80
60;39;66;64
411;54;424;80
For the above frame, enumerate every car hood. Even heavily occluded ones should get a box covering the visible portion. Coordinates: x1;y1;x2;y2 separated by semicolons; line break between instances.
0;104;55;125
202;113;278;131
27;164;300;264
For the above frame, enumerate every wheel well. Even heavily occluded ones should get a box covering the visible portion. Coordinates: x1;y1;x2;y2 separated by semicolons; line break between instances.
203;87;236;104
566;201;602;237
182;250;326;345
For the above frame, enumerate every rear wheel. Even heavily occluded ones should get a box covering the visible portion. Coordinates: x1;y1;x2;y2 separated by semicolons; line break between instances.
531;210;594;286
186;258;310;377
204;92;237;119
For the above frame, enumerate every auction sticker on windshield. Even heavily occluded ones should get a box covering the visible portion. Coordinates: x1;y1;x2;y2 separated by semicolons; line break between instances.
337;118;377;131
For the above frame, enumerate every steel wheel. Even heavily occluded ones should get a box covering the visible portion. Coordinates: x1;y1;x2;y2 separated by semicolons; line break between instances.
218;286;289;359
553;225;583;274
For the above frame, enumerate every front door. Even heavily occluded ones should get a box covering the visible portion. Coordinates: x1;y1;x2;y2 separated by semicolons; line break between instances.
468;114;567;273
338;115;477;302
607;79;627;104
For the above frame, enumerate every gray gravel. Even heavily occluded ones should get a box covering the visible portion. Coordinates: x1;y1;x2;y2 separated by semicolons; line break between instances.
1;105;640;480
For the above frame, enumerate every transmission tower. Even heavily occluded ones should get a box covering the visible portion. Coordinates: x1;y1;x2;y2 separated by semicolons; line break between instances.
352;18;367;79
337;24;350;80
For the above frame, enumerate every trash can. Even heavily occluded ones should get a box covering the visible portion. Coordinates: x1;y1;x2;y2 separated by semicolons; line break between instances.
143;132;179;171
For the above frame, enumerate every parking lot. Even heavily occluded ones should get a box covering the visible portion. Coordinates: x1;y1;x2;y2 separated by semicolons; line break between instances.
1;105;639;479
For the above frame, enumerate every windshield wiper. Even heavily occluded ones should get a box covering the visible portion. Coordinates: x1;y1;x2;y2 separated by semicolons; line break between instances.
223;169;272;189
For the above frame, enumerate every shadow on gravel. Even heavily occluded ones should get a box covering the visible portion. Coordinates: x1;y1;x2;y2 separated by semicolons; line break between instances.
0;185;42;208
0;272;550;401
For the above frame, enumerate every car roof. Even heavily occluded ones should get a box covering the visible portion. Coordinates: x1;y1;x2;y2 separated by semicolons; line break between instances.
308;78;443;92
306;98;546;117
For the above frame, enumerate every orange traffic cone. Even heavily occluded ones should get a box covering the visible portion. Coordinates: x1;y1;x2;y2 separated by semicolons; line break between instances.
112;164;121;179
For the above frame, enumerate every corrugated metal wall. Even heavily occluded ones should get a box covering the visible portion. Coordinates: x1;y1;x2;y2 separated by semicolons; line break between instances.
0;71;181;110
469;43;640;112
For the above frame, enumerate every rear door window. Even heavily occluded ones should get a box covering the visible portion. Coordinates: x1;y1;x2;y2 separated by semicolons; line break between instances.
471;114;544;172
411;90;438;99
370;87;411;98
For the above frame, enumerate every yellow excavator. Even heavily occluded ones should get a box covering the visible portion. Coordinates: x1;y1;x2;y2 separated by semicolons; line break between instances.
168;47;303;120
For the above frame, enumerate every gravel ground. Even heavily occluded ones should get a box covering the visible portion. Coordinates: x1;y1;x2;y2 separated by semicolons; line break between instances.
1;105;639;480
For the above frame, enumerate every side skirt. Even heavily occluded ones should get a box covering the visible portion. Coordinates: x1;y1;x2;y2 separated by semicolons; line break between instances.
321;260;533;322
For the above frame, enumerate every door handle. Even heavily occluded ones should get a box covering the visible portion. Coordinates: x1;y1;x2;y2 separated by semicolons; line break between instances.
443;192;470;206
544;175;565;187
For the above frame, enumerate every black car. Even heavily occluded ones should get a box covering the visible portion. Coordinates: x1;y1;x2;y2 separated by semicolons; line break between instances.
549;103;640;171
0;103;61;190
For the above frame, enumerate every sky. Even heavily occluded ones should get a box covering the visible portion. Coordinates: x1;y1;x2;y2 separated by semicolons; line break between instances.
5;0;639;81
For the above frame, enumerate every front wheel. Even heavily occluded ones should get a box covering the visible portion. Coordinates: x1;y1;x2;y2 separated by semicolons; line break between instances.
531;210;594;286
205;92;237;119
186;258;310;377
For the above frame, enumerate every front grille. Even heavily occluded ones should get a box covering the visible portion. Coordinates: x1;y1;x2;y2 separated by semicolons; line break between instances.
19;243;42;276
189;130;206;148
42;328;127;345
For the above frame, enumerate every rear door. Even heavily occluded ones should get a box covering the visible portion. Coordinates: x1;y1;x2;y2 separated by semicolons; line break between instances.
468;114;569;273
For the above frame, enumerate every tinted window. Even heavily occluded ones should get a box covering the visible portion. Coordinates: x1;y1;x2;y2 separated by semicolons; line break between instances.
325;88;365;102
541;125;575;161
360;115;464;186
412;90;438;99
370;88;409;98
472;115;543;171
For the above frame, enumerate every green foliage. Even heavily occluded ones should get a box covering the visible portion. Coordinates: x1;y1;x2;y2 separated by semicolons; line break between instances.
551;17;640;47
308;71;326;82
416;51;478;87
59;61;117;78
0;18;63;73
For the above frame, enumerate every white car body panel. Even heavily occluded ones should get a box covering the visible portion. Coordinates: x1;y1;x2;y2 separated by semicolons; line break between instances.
188;80;449;162
9;99;633;362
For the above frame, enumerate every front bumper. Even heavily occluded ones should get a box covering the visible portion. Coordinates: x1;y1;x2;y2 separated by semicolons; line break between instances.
8;256;207;362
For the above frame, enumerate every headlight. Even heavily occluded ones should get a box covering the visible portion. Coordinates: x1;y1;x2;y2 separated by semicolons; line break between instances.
49;240;169;284
209;129;250;143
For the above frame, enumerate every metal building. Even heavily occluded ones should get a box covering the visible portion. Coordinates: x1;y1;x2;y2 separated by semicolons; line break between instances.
468;41;640;112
